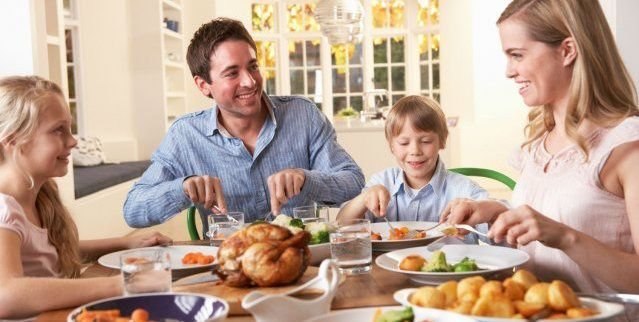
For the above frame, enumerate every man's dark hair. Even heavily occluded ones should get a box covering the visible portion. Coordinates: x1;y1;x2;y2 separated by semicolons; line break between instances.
186;17;257;83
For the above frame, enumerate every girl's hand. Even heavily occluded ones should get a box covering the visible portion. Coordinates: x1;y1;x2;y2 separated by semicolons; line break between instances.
440;199;506;226
362;185;391;218
124;231;172;249
488;205;573;248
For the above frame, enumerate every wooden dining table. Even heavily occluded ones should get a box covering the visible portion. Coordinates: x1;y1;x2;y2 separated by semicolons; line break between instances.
36;240;419;322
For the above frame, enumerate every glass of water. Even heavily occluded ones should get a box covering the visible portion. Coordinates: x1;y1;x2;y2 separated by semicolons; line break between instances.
293;204;329;222
208;212;244;242
330;218;372;275
120;248;171;295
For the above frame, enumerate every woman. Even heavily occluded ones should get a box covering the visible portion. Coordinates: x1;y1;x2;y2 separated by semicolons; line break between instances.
441;1;638;320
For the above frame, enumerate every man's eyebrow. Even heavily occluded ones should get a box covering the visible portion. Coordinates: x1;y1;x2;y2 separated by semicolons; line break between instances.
219;64;239;74
505;48;523;54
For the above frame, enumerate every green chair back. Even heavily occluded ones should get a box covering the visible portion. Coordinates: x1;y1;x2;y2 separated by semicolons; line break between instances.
449;167;516;191
187;206;201;240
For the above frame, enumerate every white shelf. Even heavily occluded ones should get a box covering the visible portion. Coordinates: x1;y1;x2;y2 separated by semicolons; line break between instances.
162;0;182;11
162;28;183;40
166;91;186;98
164;60;185;69
46;35;60;46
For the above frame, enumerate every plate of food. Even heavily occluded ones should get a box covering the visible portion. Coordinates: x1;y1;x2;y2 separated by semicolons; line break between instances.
98;245;218;272
271;214;334;265
303;305;477;322
376;244;529;284
67;292;228;322
393;269;625;321
371;221;444;252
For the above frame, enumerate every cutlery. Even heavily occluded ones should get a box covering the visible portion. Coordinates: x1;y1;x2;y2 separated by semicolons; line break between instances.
423;222;443;232
426;235;467;251
440;224;488;237
576;292;639;304
212;205;240;224
382;216;395;231
527;307;551;322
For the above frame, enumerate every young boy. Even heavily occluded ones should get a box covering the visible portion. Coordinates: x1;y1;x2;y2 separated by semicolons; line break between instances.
338;96;488;240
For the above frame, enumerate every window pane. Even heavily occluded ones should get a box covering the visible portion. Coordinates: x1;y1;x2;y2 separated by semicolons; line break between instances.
69;101;78;134
350;43;363;65
433;63;440;90
304;4;320;31
431;33;440;60
378;94;390;109
373;38;387;64
306;41;320;66
371;0;388;28
420;64;430;91
65;29;73;62
391;66;405;91
350;96;363;112
418;34;429;61
265;74;276;94
252;3;276;32
332;68;347;93
290;69;304;94
373;67;388;89
333;96;347;112
307;69;318;95
433;92;440;103
350;68;363;92
287;4;303;32
331;44;350;66
67;66;75;98
390;36;405;63
430;0;440;25
289;41;303;67
389;0;405;28
392;94;404;105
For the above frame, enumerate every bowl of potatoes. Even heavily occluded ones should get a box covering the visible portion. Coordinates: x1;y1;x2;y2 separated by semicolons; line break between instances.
393;269;624;321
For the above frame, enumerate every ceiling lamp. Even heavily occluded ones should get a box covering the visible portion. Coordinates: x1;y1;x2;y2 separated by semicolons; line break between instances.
315;0;364;45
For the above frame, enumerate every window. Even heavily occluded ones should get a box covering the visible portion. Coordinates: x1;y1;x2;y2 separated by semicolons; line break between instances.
248;0;441;118
64;0;82;134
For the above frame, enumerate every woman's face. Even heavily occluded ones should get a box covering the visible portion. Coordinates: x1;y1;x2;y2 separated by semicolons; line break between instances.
499;19;573;108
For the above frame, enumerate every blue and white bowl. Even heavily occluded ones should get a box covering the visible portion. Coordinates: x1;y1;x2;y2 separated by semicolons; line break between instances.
67;292;228;322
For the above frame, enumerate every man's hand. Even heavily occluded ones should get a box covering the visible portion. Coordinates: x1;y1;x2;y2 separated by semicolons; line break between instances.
268;168;306;215
182;175;227;212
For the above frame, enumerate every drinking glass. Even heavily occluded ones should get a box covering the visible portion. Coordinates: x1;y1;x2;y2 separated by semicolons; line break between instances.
120;248;171;295
293;204;329;222
208;212;244;242
329;218;372;275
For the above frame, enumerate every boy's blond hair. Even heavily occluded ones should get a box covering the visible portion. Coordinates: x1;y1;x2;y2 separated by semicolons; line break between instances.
385;95;448;148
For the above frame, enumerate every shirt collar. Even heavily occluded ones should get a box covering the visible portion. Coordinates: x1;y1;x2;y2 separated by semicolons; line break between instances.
206;92;277;137
390;156;447;197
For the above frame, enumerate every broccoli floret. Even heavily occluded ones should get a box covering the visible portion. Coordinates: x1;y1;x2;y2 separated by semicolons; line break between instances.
422;250;452;272
453;257;479;272
374;307;414;322
310;230;330;245
289;218;305;228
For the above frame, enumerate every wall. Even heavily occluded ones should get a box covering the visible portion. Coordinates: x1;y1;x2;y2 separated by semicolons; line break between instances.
183;0;216;113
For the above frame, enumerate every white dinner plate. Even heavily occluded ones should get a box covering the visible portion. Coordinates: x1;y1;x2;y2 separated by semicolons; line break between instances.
394;288;625;322
375;244;529;284
371;221;444;252
98;245;218;271
303;305;477;322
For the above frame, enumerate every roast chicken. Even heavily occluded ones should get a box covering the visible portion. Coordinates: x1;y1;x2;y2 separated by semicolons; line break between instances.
214;222;311;287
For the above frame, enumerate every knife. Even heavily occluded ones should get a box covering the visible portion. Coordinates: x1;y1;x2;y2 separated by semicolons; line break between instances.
576;292;639;304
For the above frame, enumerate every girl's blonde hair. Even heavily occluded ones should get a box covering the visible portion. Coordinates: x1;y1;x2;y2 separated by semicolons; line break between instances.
0;76;81;277
498;0;638;155
385;95;448;148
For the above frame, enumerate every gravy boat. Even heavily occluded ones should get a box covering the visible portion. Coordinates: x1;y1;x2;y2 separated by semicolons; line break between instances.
241;259;341;322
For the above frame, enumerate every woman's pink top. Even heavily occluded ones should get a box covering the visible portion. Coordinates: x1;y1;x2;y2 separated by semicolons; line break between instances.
511;117;639;320
0;193;60;277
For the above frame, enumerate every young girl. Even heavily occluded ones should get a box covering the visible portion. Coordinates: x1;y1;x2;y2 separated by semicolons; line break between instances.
0;76;172;319
442;1;639;320
338;95;488;241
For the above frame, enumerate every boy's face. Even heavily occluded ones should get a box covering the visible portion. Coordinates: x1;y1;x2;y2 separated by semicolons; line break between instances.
389;123;443;189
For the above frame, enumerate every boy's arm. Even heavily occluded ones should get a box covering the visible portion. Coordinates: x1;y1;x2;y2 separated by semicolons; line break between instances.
336;193;369;223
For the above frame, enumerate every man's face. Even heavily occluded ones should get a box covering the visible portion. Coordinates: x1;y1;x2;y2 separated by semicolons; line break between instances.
195;39;264;119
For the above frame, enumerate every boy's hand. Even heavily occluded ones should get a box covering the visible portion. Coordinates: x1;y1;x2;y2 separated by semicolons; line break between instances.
362;185;391;217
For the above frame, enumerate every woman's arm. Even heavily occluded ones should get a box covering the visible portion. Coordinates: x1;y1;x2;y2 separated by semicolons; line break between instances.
0;230;122;319
80;231;172;261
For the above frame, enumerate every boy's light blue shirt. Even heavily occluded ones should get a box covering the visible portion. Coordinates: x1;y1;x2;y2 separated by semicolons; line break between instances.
364;158;490;243
123;95;365;227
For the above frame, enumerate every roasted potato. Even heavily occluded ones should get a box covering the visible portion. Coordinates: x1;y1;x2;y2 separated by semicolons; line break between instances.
479;280;503;299
457;276;486;303
524;282;550;305
410;286;446;309
514;300;546;318
548;280;581;311
399;255;426;271
502;278;526;301
512;269;538;290
566;307;597;318
436;280;458;307
471;295;515;317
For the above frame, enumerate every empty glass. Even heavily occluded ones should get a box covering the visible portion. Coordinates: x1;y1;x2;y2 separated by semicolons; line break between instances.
120;248;171;295
330;218;372;275
208;212;244;242
293;204;330;222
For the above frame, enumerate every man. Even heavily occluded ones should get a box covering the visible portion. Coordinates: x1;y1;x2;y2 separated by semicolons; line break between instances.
123;18;364;229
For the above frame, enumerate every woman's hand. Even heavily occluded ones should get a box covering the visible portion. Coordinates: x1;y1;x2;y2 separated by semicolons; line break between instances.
489;205;574;248
362;185;391;218
124;231;173;249
440;198;507;226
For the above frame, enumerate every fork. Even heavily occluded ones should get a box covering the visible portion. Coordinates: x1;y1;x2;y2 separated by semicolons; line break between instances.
440;224;489;237
382;216;395;231
212;205;240;224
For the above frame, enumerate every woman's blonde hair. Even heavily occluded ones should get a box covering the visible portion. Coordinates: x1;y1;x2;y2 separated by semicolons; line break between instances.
498;0;638;155
385;95;448;148
0;76;81;277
